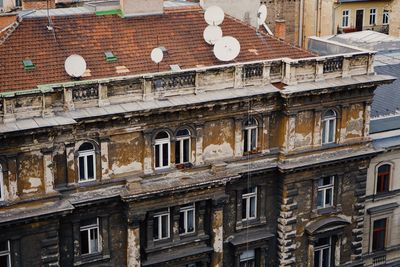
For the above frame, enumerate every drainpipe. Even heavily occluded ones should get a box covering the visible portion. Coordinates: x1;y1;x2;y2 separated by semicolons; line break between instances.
299;0;304;47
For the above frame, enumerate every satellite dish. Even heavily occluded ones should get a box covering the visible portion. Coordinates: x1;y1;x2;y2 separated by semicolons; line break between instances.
213;36;241;62
257;5;267;26
64;54;87;78
203;25;223;45
204;6;224;26
151;48;164;64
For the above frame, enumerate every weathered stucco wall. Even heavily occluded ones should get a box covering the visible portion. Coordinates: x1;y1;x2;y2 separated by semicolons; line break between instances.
18;152;44;196
203;119;234;161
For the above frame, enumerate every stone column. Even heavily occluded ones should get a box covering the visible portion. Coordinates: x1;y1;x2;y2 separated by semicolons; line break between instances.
234;65;243;88
315;59;325;81
143;77;153;101
342;55;351;78
100;138;111;180
195;123;204;166
143;132;153;175
65;144;76;185
127;216;142;267
98;83;110;107
262;62;271;84
234;117;243;157
211;198;225;267
63;87;75;111
307;241;315;267
42;148;55;194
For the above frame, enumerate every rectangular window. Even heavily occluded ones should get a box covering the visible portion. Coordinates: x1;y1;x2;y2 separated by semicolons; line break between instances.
322;114;336;145
372;218;387;251
383;10;389;25
155;141;170;169
153;210;170;240
78;152;96;182
314;237;332;267
175;137;190;164
244;127;257;153
342;10;350;27
80;218;100;255
370;8;376;25
0;241;10;267
376;164;390;193
317;176;334;209
240;249;255;267
242;187;257;221
179;204;195;235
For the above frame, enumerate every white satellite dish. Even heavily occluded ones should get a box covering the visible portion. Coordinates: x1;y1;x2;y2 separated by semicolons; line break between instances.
64;54;87;78
257;5;267;26
151;48;164;64
213;36;241;62
203;25;223;45
204;6;224;26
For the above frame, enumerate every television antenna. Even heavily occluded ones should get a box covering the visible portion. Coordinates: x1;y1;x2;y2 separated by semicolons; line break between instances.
213;36;241;62
64;54;87;78
204;6;224;26
203;25;223;45
257;4;273;35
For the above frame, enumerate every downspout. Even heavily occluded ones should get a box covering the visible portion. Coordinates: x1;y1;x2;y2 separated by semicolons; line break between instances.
299;0;304;47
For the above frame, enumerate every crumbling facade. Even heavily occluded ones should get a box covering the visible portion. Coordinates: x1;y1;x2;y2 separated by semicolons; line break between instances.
0;2;395;267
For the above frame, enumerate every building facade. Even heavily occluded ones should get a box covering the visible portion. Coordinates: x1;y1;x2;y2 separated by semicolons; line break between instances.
0;1;395;267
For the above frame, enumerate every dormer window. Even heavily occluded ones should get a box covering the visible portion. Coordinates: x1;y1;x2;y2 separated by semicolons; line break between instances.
243;118;258;154
175;129;191;165
155;131;170;169
78;142;96;182
322;109;336;145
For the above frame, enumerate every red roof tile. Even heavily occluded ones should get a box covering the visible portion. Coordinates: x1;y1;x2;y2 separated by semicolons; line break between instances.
0;7;312;93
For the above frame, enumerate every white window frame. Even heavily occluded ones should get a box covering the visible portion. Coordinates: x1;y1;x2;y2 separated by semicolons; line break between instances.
243;119;258;153
78;146;96;183
242;187;257;221
317;176;334;209
153;209;170;241
240;249;255;267
0;165;4;201
369;8;377;25
383;10;389;25
314;237;332;267
179;204;195;235
322;110;336;145
342;10;350;28
154;133;170;169
79;218;101;255
0;240;11;267
175;130;191;164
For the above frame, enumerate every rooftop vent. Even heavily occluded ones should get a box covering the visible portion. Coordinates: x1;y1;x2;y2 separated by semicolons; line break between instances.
104;51;117;62
22;59;35;70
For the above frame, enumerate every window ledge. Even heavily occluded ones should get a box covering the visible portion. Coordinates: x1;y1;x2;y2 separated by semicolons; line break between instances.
311;206;341;218
372;191;400;202
236;218;265;230
74;253;110;266
146;234;209;253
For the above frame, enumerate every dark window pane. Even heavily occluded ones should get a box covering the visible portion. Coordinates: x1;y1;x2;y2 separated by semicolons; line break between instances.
87;155;94;179
176;129;190;136
162;143;169;166
242;197;247;219
153;217;159;239
0;241;7;251
183;139;190;163
161;215;168;238
187;209;194;232
325;188;332;206
317;191;323;208
322;248;330;266
90;228;98;253
328;119;335;142
81;218;97;227
0;255;9;267
80;230;89;254
79;156;85;180
314;250;321;267
155;131;169;139
373;219;387;251
323;176;332;185
244;129;249;152
251;128;257;150
179;211;184;234
79;142;94;151
249;196;256;218
175;140;181;164
155;145;160;168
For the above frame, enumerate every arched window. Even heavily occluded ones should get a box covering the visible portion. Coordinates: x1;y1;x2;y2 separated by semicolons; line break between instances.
0;164;4;201
155;131;170;169
243;118;258;153
376;164;391;193
78;142;96;182
175;129;191;164
322;109;336;144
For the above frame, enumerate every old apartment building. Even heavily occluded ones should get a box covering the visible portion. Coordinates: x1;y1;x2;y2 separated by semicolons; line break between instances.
0;0;396;266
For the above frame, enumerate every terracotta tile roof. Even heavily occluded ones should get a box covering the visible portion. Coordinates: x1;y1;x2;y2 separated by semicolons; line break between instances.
0;6;312;93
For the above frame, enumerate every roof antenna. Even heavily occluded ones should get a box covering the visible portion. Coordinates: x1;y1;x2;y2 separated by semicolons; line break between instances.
46;0;58;43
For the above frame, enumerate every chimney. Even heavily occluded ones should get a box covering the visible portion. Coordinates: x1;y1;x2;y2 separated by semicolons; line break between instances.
275;19;286;40
120;0;163;17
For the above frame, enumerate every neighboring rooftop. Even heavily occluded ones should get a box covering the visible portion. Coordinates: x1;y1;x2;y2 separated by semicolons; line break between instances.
0;5;312;93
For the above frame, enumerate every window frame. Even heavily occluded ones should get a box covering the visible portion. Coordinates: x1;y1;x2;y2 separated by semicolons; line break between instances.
371;217;387;252
375;163;392;194
314;237;332;267
179;204;195;235
383;10;389;25
369;8;377;25
154;131;171;170
79;218;101;256
153;209;170;241
321;109;337;145
342;10;350;28
316;176;335;209
239;249;256;267
243;118;258;154
175;129;191;165
77;143;96;183
0;240;11;267
242;187;257;221
0;164;4;201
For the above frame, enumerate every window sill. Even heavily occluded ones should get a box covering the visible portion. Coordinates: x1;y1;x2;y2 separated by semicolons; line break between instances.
372;191;398;201
175;162;193;170
146;234;209;253
311;206;340;218
236;218;264;230
74;253;110;266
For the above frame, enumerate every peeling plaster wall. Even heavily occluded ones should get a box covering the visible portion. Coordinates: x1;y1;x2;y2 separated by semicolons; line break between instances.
18;152;44;196
203;119;234;161
108;132;143;177
294;111;314;148
345;104;364;139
